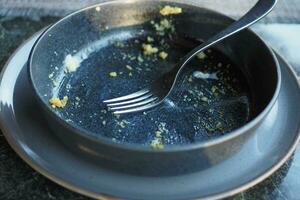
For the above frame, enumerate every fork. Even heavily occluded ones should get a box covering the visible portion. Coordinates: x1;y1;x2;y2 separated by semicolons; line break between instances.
103;0;277;114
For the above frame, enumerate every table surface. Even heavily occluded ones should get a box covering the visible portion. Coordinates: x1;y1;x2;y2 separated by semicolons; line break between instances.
1;1;300;199
0;0;300;23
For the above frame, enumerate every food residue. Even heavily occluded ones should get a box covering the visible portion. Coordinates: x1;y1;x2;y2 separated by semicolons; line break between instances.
150;122;168;150
137;55;144;63
197;52;207;60
49;96;68;108
150;138;164;150
159;51;168;60
193;71;218;80
211;85;218;93
109;72;118;77
142;44;159;55
206;121;224;133
125;65;133;71
64;54;81;73
160;5;182;16
153;19;174;35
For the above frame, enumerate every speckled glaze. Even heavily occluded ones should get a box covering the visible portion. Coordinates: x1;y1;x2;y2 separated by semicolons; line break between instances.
28;1;281;176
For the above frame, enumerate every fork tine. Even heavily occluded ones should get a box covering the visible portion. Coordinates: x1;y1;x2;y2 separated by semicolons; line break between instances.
103;89;150;103
109;97;158;110
113;100;160;114
107;93;153;107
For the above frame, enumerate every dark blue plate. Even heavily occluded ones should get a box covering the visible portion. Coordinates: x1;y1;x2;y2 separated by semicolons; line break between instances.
0;32;299;200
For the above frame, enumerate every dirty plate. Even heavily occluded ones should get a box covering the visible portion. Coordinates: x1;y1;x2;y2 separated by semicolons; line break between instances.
0;32;299;200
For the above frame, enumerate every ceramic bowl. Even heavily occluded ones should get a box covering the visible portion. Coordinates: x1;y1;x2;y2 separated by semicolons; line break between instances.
28;0;281;176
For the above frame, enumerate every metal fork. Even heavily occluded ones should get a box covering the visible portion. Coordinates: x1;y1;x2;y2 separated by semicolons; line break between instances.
104;0;277;114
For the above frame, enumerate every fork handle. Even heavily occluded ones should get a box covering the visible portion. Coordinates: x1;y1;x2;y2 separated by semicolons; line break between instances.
179;0;277;68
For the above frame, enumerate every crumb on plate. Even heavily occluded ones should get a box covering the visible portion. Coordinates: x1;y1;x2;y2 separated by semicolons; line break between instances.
150;138;164;150
109;72;118;77
211;85;218;93
142;44;159;55
64;54;81;73
196;52;207;60
160;5;182;16
193;71;218;80
154;19;173;33
159;51;168;60
125;65;133;71
49;96;68;108
137;55;144;63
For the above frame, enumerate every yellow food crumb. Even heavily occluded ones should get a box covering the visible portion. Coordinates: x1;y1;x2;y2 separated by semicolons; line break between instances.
150;138;164;150
109;72;117;77
125;65;133;71
160;5;182;16
150;122;168;149
155;131;162;138
154;19;172;32
160;19;171;28
211;86;218;93
49;96;68;108
142;44;159;55
159;51;168;60
197;52;207;60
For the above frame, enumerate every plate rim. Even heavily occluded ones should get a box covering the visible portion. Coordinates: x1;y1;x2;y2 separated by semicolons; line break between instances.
0;32;299;200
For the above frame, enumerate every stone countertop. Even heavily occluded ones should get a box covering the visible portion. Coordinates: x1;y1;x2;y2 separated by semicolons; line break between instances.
0;7;300;200
0;0;300;23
